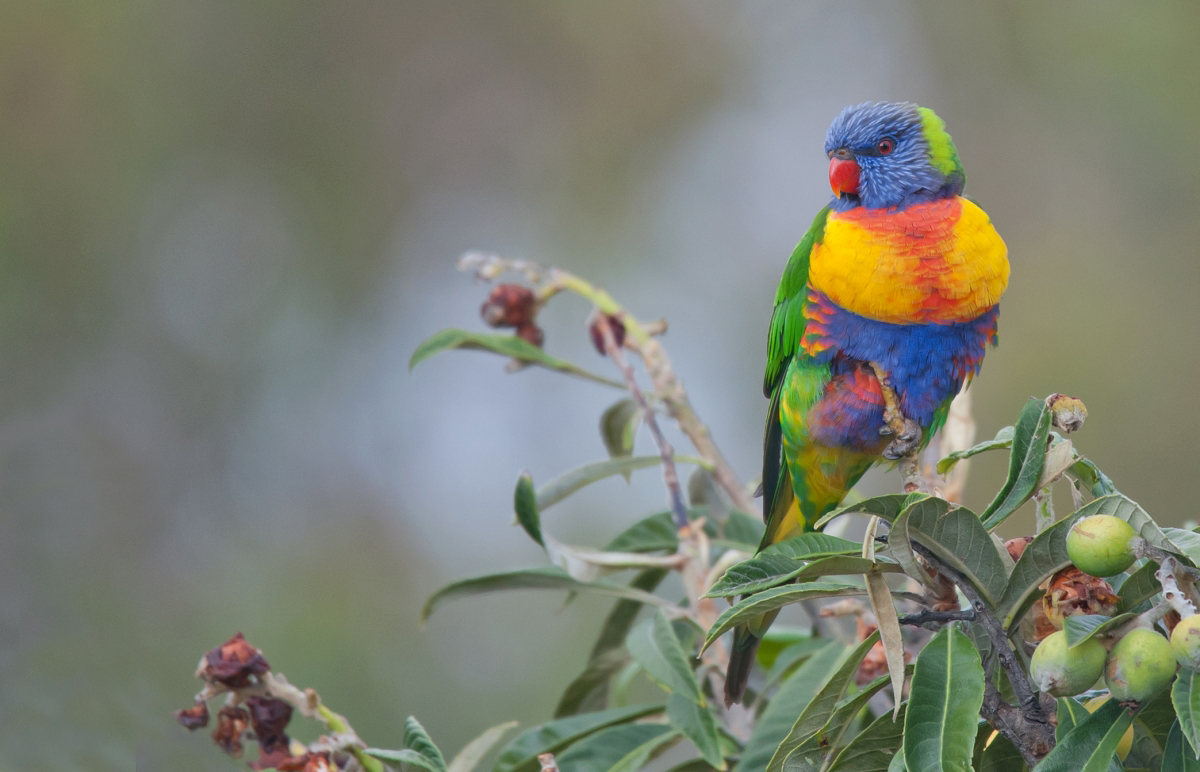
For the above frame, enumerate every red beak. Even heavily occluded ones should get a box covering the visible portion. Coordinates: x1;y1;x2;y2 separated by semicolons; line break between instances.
829;157;860;197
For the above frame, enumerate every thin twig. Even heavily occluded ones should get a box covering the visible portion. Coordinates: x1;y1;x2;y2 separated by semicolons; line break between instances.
595;314;688;529
897;609;976;628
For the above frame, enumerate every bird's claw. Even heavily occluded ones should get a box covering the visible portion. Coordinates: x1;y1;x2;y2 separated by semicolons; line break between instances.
882;419;922;460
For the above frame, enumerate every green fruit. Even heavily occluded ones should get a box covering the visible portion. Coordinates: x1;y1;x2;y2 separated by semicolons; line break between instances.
1066;515;1137;577
1171;614;1200;669
1030;630;1106;697
1106;628;1177;701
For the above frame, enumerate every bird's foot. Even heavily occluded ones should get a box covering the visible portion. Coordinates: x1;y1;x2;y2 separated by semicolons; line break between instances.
882;418;922;460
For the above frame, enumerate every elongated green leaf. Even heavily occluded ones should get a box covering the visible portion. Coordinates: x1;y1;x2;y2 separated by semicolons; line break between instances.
767;631;882;772
626;611;704;704
938;425;1016;475
887;503;938;590
886;754;905;772
591;569;670;659
514;473;543;547
825;704;907;772
663;761;720;772
981;397;1051;529
1035;698;1131;772
368;748;446;772
449;722;521;772
1116;560;1163;614
1133;686;1176;770
667;694;725;769
762;638;833;691
778;667;911;772
815;494;928;531
733;642;847;772
1056;697;1089;740
422;567;671;624
1063;612;1137;647
401;716;448;772
758;533;862;560
493;705;664;772
1067;454;1118;499
538;457;701;511
724;511;767;549
702;583;866;653
410;328;625;388
706;556;898;599
553;723;677;772
977;732;1023;772
1166;527;1200;565
605;513;679;553
705;555;813;597
1165;720;1200;772
1175;669;1200;761
898;497;1009;606
601;399;642;471
903;625;984;772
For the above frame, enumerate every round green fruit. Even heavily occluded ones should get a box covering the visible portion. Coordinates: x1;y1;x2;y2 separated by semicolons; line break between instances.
1066;515;1137;577
1106;628;1177;701
1171;614;1200;669
1030;630;1106;697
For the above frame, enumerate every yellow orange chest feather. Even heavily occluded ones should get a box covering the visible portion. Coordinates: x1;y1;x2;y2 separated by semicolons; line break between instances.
808;197;1009;324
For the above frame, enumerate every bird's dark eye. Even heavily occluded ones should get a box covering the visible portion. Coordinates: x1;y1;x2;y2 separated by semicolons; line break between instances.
877;137;895;155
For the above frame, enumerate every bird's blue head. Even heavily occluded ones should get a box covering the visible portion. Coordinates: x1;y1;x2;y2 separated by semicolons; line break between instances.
824;102;965;212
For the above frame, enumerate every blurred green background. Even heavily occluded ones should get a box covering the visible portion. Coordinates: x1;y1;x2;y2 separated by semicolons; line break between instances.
1;2;1197;769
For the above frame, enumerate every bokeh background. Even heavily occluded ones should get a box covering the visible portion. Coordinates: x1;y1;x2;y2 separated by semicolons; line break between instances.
1;2;1198;769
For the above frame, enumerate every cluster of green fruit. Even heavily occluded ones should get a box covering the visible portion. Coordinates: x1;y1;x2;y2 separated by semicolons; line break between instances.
1031;515;1198;706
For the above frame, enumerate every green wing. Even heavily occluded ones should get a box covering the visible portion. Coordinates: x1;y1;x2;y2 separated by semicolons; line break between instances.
761;206;830;531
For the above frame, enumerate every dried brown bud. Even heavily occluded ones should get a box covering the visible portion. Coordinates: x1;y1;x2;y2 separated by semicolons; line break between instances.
1046;394;1087;434
246;696;293;753
514;323;544;348
201;632;270;688
588;313;625;355
175;700;210;730
481;284;538;329
213;705;250;758
251;747;297;771
1005;536;1034;563
277;752;333;772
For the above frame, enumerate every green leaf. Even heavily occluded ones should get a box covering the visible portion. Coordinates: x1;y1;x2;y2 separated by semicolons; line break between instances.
732;642;847;772
553;723;678;772
402;716;448;772
422;567;672;624
666;694;726;770
1056;697;1089;740
886;503;938;591
368;748;446;772
1174;669;1200;762
1165;527;1200;564
996;509;1082;631
1035;698;1132;772
605;513;679;553
538;457;702;511
774;667;911;772
826;703;907;772
514;473;543;547
705;556;897;599
723;512;767;550
449;722;521;772
757;533;863;560
409;328;625;389
1067;454;1118;498
556;569;669;717
865;569;907;720
981;397;1052;529
896;497;1009;606
1132;686;1176;770
1115;561;1163;614
1063;612;1138;647
1164;721;1200;771
600;399;642;473
626;611;705;705
701;583;866;653
762;638;832;692
977;732;1024;772
937;425;1015;475
815;493;928;531
662;761;720;772
903;625;984;772
492;705;664;772
766;631;882;772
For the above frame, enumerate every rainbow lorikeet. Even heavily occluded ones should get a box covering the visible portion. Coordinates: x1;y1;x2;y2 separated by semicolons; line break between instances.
724;102;1010;705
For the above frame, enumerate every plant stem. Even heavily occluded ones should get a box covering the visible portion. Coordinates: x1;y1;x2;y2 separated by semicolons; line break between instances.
896;609;976;628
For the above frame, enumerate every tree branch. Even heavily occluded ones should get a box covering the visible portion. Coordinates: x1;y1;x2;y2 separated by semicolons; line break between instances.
897;609;976;628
